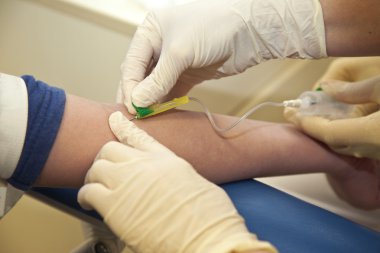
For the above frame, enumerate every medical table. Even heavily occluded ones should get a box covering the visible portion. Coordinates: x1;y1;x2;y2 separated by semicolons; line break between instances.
30;179;380;253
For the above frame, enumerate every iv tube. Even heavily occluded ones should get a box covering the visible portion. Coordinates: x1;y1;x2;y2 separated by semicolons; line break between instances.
189;91;355;134
133;91;352;134
189;97;283;134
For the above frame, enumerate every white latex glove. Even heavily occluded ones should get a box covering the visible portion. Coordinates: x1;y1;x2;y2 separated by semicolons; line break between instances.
78;112;277;253
119;0;327;113
286;76;380;160
284;57;380;160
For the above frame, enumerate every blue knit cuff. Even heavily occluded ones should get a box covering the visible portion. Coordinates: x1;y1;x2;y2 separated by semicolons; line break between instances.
7;76;66;190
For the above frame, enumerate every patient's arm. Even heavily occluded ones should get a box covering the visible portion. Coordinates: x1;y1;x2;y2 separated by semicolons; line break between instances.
36;94;363;188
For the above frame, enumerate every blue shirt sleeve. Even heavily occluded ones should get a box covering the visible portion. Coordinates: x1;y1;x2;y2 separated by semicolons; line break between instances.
7;76;66;190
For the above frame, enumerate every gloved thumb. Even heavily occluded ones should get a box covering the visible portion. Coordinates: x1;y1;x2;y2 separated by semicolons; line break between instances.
321;75;380;104
109;111;173;154
132;51;188;107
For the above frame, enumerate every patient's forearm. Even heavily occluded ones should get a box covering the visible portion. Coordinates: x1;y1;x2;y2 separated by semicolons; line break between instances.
37;94;353;188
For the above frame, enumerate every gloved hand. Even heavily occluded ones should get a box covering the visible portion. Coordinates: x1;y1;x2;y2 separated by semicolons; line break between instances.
284;57;380;160
118;0;327;114
78;111;276;253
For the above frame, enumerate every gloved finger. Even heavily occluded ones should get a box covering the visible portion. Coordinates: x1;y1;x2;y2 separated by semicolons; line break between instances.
120;20;157;114
132;47;189;108
84;159;134;190
78;183;112;214
95;141;142;164
109;111;173;153
315;59;355;87
84;159;113;185
317;58;380;85
299;116;362;148
283;107;301;126
321;75;380;104
350;103;379;118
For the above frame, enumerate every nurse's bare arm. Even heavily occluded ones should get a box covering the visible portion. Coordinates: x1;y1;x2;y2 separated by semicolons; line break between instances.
320;0;380;56
35;94;356;188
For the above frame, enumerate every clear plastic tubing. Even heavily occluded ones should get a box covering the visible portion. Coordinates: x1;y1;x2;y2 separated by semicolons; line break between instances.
189;91;354;134
189;97;283;134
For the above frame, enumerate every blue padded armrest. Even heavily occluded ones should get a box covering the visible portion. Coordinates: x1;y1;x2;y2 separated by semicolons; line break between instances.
31;180;380;253
223;180;380;253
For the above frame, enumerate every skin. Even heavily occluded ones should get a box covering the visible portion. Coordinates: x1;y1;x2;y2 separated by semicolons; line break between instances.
36;93;380;210
320;0;380;56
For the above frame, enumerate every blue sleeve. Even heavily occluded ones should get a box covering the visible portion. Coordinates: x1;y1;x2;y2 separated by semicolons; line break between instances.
7;76;66;190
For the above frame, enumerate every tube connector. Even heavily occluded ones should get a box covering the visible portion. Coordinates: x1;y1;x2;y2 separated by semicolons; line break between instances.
283;92;319;109
283;99;303;108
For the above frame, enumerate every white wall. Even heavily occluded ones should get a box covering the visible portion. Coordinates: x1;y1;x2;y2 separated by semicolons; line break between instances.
0;0;130;102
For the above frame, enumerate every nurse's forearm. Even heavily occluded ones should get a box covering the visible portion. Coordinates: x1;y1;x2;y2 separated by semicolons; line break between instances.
37;94;354;188
320;0;380;56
